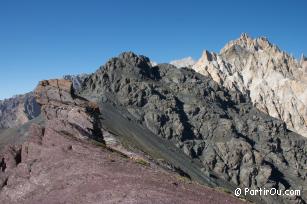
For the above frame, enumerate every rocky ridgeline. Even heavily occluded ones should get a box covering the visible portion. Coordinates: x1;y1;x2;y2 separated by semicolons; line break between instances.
0;74;88;129
81;52;307;203
192;33;307;138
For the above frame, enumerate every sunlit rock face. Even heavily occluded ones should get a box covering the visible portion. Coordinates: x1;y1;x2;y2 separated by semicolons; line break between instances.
193;33;307;137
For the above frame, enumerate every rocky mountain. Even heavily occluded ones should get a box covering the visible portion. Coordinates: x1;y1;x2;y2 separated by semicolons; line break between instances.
0;79;244;204
193;33;307;138
79;52;306;203
0;51;306;203
170;56;196;68
0;93;40;129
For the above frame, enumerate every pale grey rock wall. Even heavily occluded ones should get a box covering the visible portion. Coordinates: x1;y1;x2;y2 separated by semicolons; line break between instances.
193;33;307;137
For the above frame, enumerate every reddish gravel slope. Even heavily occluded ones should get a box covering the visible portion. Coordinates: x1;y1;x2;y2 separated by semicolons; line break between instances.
0;123;244;204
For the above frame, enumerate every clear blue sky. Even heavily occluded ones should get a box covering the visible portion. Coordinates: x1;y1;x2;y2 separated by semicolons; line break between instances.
1;0;306;99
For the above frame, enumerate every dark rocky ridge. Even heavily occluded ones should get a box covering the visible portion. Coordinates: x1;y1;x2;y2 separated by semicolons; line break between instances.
80;52;307;204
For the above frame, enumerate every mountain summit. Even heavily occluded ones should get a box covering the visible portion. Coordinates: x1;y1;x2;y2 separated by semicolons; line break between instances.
193;34;307;137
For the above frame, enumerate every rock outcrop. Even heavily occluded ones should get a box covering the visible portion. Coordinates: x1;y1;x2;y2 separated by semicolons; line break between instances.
34;79;103;142
0;93;41;129
193;33;307;137
81;52;307;203
0;74;88;130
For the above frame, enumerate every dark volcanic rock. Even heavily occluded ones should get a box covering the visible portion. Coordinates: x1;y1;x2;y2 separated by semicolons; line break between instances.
81;52;307;203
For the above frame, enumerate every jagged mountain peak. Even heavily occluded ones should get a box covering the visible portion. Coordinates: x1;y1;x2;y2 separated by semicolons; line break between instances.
97;52;155;80
221;33;277;54
193;34;307;138
106;51;151;69
200;50;216;62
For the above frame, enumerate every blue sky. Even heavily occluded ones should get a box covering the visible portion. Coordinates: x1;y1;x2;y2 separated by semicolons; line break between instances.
0;0;306;99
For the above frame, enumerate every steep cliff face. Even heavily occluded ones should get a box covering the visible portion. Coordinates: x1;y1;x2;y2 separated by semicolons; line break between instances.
0;93;41;129
193;33;307;137
81;52;307;203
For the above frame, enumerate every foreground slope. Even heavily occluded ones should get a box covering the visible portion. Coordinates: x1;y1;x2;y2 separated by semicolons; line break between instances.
80;52;307;203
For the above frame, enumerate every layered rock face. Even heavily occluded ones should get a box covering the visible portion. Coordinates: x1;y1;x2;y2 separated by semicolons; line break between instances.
193;33;307;137
0;79;244;204
34;79;103;142
81;52;307;203
0;93;41;129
